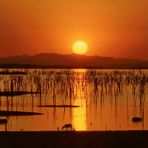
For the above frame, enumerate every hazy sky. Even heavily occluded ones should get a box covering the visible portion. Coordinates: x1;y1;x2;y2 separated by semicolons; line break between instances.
0;0;147;59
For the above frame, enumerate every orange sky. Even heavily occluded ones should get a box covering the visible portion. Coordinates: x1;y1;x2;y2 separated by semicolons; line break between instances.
0;0;147;59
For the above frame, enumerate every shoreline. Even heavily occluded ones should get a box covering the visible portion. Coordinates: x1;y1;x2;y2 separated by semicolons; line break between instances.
0;130;148;148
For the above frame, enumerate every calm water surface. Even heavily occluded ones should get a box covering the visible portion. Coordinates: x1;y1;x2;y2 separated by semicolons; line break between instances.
0;69;148;131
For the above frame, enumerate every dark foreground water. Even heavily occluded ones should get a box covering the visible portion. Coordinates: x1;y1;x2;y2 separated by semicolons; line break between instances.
0;131;148;148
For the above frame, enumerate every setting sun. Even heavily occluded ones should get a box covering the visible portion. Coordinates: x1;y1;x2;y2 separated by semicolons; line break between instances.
72;41;88;54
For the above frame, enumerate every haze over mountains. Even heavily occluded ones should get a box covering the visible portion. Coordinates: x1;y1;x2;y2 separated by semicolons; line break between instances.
0;53;148;68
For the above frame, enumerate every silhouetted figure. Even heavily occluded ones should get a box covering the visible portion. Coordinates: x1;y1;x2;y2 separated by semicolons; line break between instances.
0;119;8;131
62;123;73;130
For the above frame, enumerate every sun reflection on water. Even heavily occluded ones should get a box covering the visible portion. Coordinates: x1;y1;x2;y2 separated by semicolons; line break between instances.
72;99;87;131
72;69;87;131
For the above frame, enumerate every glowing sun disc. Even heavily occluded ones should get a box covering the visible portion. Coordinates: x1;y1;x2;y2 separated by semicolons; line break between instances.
72;41;88;54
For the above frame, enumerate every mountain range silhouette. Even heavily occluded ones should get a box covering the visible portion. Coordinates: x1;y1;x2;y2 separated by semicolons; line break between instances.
0;53;147;68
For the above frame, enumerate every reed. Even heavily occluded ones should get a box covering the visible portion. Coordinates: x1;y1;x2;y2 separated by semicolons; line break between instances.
0;69;147;117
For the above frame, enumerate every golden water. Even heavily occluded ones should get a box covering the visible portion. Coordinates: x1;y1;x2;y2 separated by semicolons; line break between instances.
0;69;147;131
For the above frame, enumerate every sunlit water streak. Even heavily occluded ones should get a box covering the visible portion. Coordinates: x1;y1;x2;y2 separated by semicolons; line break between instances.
72;69;87;130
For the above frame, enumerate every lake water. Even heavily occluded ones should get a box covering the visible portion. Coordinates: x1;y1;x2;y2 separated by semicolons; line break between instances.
0;69;148;131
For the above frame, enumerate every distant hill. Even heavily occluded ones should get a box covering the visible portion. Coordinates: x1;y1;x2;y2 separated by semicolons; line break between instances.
0;53;148;69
